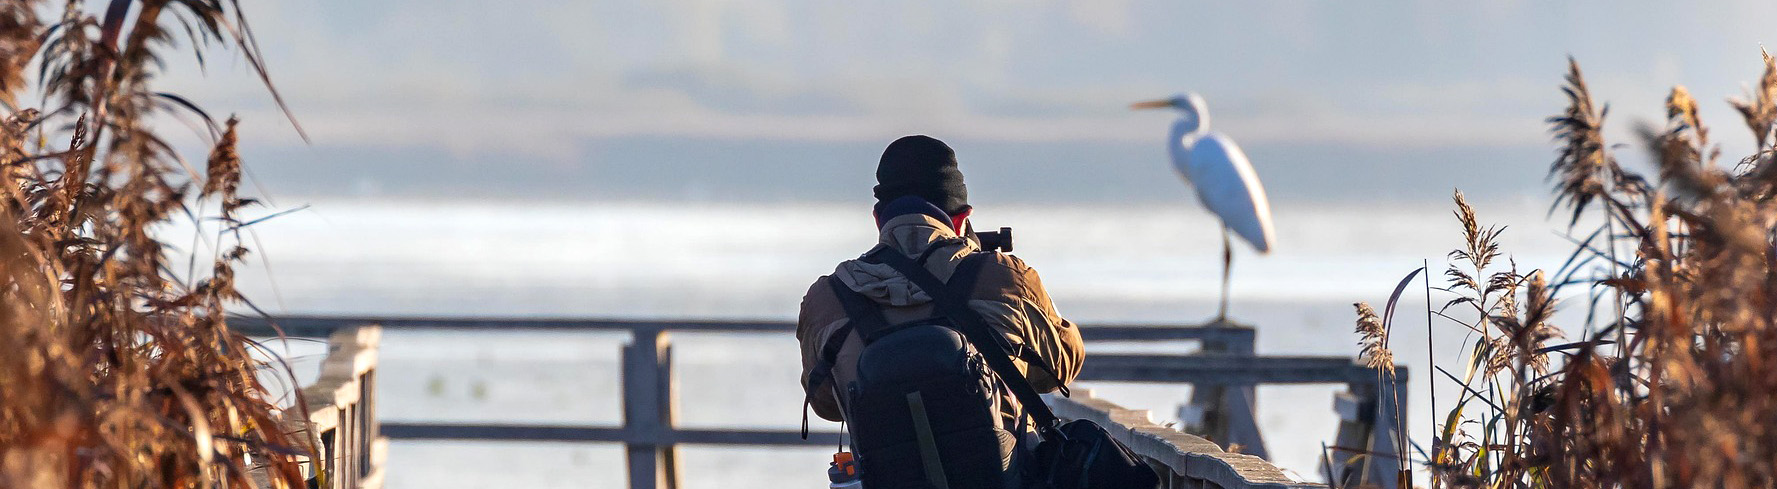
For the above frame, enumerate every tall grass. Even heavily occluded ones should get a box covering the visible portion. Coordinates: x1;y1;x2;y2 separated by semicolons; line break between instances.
1360;55;1777;488
0;1;309;487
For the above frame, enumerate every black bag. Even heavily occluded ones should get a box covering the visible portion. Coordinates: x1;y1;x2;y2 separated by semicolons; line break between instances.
1031;420;1157;489
803;253;1022;489
835;300;1021;488
870;248;1160;489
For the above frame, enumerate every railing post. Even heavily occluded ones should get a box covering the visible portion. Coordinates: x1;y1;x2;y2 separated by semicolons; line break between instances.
1378;377;1406;489
278;325;385;489
1330;380;1403;489
1181;322;1267;459
623;328;681;489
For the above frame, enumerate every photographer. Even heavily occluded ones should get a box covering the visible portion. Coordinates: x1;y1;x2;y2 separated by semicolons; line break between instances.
797;135;1085;487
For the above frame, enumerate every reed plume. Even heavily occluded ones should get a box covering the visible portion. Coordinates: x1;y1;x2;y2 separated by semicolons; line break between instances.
1353;302;1392;371
1729;49;1777;150
1365;52;1777;489
0;1;309;488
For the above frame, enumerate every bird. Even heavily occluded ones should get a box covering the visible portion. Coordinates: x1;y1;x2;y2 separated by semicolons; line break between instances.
1131;93;1276;322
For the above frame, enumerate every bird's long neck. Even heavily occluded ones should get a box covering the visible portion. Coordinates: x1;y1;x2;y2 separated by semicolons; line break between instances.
1177;104;1208;136
1171;109;1206;152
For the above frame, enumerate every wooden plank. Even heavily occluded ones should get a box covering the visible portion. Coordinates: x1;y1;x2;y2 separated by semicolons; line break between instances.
230;315;786;336
382;423;629;441
228;315;1249;341
623;331;670;489
1043;390;1323;488
1218;384;1269;460
1331;380;1407;489
658;341;682;488
1082;324;1251;343
1182;326;1261;460
1079;355;1408;385
378;423;844;445
667;428;843;446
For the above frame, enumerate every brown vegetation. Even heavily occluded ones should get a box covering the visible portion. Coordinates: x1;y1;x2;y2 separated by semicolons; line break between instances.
1362;54;1777;488
0;1;308;487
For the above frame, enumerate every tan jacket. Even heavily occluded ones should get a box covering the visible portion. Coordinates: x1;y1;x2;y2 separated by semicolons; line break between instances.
797;213;1086;426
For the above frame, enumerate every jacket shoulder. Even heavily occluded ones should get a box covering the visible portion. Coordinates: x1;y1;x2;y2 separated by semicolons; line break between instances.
803;274;834;299
798;275;842;338
970;251;1037;280
963;251;1042;296
976;251;1030;272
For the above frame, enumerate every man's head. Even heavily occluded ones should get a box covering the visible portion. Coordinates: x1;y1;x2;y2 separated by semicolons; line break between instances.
874;135;970;231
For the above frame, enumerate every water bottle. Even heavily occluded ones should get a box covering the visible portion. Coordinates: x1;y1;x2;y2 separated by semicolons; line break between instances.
828;452;863;489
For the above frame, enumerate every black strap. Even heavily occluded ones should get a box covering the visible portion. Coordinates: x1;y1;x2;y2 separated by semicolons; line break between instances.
803;278;876;439
921;251;1069;397
869;248;1064;434
804;322;853;402
805;275;948;439
829;279;896;341
803;318;851;439
862;249;1065;382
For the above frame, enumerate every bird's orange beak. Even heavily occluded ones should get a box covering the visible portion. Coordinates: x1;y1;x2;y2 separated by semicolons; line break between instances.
1129;99;1172;110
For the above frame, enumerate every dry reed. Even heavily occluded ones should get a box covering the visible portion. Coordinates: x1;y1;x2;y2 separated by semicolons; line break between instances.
0;1;309;488
1361;54;1777;489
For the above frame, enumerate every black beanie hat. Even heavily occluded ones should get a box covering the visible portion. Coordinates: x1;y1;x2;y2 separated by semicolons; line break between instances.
873;135;969;214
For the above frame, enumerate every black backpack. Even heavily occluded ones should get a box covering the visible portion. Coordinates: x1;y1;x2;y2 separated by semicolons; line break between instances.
805;251;1020;489
804;248;1160;489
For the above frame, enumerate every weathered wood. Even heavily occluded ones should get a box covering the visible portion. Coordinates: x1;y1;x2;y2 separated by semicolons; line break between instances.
1215;384;1269;460
379;423;845;445
276;326;388;489
1328;380;1407;489
1045;390;1322;489
623;330;680;489
228;314;1253;342
249;315;1396;488
659;341;682;488
1181;325;1268;460
1080;354;1409;385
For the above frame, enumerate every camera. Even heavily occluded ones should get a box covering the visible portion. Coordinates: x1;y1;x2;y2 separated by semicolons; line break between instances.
973;226;1013;252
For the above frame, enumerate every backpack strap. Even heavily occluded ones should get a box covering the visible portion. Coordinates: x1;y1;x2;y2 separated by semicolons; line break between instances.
802;318;853;438
802;277;877;439
802;275;915;439
936;251;1070;397
867;248;1065;435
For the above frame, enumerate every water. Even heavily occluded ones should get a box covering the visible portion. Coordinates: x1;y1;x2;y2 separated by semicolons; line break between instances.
225;197;1587;487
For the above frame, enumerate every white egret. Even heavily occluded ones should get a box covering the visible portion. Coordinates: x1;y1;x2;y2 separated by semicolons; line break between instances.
1131;93;1276;321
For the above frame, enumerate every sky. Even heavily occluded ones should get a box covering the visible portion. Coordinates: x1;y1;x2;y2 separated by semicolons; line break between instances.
151;0;1777;206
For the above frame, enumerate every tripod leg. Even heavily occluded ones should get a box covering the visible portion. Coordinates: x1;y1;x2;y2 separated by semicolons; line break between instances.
1219;227;1232;322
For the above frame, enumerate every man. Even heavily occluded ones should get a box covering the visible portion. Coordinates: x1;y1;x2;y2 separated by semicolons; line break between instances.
797;134;1085;447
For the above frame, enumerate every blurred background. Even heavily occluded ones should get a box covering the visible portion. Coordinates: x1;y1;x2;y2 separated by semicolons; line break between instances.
167;1;1777;486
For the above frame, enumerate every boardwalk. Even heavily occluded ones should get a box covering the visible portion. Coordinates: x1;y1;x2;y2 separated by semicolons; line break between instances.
258;316;1405;489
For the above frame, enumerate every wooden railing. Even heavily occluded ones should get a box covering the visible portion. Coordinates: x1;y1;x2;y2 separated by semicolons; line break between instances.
264;325;389;489
234;315;1404;489
1047;389;1322;488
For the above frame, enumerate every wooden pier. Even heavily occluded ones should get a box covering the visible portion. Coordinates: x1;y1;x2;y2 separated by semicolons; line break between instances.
247;316;1405;489
261;325;389;489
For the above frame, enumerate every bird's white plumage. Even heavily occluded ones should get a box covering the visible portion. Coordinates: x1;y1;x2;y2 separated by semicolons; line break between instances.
1154;94;1275;254
1177;133;1274;253
1137;92;1276;320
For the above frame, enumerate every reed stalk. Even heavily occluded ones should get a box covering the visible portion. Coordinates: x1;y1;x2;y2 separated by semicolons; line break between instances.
0;1;309;487
1359;53;1777;489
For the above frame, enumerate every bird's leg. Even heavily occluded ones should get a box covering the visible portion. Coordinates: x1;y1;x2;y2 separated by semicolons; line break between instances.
1218;227;1232;323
